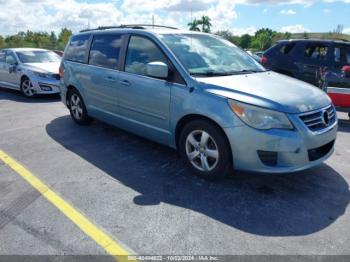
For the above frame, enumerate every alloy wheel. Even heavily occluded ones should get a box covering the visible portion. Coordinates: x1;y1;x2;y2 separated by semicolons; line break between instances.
22;79;34;97
70;94;83;120
185;130;219;172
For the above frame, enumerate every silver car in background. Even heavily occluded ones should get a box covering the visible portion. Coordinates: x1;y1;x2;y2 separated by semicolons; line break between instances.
0;48;61;97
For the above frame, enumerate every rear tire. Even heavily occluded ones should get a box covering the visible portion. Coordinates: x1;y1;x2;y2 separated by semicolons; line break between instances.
179;119;232;181
67;89;92;125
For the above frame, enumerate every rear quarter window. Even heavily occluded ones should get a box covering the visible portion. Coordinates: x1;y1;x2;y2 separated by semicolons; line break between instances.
264;43;282;56
280;43;296;55
65;34;91;63
334;46;350;63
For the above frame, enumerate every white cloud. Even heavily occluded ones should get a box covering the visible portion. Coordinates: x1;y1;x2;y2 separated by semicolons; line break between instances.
280;9;297;15
230;26;258;36
0;0;349;36
344;28;350;34
280;24;310;33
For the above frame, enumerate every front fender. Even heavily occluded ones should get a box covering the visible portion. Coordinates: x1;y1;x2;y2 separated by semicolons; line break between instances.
169;85;243;147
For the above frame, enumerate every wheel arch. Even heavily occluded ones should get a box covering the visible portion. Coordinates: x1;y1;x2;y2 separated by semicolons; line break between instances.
66;85;79;108
20;74;30;84
175;114;233;157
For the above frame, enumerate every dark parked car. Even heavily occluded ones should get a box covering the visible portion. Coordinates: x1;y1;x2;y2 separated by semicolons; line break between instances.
255;51;264;58
262;39;350;86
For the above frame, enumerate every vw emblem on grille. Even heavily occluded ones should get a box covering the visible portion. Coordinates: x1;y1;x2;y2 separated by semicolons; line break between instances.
322;110;330;126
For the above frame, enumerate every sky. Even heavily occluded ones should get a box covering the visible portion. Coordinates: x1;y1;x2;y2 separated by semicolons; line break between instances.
0;0;349;36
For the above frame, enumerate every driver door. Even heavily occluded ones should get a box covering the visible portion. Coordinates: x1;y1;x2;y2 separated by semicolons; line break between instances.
116;35;184;144
2;51;21;88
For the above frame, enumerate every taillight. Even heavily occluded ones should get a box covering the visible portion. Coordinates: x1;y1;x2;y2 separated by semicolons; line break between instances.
342;65;350;78
59;65;63;79
261;55;268;65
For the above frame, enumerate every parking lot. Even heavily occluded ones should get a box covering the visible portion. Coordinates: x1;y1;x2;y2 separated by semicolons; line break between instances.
0;88;350;259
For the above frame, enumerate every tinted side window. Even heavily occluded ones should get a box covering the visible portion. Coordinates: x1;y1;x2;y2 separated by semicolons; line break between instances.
89;34;122;70
280;43;295;55
5;52;17;64
125;36;167;77
304;44;328;60
334;46;350;63
65;34;90;63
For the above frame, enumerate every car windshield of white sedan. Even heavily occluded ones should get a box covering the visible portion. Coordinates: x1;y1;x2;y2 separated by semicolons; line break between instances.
16;51;61;64
159;34;265;77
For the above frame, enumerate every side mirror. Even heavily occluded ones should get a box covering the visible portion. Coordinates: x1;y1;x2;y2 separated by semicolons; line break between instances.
9;62;18;73
146;62;169;79
342;65;350;78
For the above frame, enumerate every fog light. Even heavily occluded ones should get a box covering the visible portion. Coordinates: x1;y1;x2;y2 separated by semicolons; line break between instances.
39;84;53;91
257;150;278;166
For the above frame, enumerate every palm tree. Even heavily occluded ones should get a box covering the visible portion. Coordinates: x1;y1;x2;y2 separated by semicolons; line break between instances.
188;19;200;32
199;16;212;33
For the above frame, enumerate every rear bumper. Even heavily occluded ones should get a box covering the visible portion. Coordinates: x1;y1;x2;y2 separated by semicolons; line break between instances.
60;83;68;107
224;116;337;174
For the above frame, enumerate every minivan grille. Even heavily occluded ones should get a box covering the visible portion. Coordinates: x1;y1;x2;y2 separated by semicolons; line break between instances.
299;105;336;132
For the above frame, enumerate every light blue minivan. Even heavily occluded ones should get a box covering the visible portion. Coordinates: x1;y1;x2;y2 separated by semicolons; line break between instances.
59;25;337;180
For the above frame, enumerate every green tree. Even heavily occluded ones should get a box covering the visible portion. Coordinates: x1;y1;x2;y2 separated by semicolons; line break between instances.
188;19;200;31
5;34;24;48
49;31;58;50
239;34;252;49
284;32;292;40
251;28;276;51
188;16;212;33
58;28;72;50
251;32;273;51
255;28;275;38
215;30;232;40
0;36;5;48
198;15;212;33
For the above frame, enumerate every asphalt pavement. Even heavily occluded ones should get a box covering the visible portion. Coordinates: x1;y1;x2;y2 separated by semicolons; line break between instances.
0;88;349;260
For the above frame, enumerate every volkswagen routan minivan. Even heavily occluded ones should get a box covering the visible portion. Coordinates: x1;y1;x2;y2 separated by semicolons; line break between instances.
59;25;337;180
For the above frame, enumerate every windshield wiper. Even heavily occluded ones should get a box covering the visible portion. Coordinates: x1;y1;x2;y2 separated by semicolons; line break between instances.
191;69;267;77
191;71;237;77
230;69;266;74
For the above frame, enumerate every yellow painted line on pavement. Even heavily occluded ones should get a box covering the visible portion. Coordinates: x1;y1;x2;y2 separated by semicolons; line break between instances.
0;149;133;262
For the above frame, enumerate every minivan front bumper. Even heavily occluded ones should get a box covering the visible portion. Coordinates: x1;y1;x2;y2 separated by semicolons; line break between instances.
224;113;338;173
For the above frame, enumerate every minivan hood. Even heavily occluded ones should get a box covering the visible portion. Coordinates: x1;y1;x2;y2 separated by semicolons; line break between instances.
23;62;60;74
198;71;331;114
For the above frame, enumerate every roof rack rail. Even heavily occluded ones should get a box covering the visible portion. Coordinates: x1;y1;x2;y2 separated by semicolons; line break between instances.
80;24;178;32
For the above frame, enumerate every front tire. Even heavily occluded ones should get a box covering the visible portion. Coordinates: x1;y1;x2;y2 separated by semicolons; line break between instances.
67;89;92;125
179;119;232;180
20;77;35;97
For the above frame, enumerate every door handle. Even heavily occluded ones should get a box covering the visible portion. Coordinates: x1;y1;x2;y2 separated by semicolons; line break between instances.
106;76;116;82
119;80;130;86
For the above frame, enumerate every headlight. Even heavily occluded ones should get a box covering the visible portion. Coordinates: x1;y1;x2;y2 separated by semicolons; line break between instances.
228;99;293;130
33;71;54;79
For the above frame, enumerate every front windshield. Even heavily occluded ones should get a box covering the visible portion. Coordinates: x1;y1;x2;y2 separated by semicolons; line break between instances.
16;51;61;63
159;33;265;76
